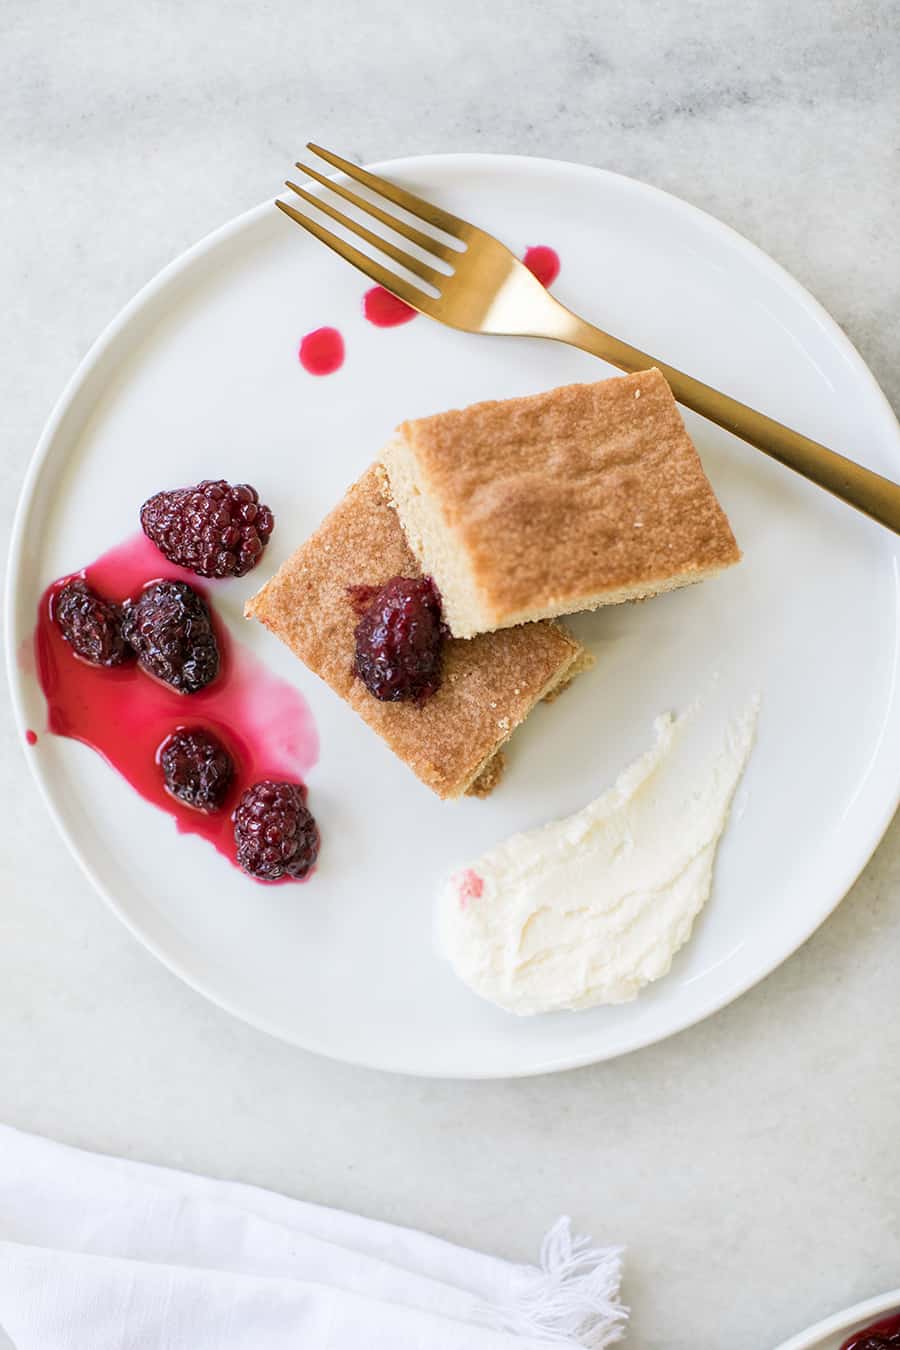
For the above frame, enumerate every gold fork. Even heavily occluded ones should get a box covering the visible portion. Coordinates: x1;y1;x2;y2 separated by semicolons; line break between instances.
278;144;900;535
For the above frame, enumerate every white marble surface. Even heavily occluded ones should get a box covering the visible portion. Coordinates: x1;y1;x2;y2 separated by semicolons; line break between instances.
2;3;899;1347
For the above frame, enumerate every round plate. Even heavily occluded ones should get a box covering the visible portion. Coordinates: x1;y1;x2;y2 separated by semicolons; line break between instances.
7;154;900;1077
775;1290;900;1349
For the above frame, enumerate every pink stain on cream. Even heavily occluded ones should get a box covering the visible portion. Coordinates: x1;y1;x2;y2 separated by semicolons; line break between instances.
456;869;484;910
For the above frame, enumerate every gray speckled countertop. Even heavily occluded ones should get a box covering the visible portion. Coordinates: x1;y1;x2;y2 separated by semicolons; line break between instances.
2;3;899;1347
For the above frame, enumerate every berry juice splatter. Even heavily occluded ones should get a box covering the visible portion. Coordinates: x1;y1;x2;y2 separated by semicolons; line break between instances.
34;532;318;877
25;729;38;746
363;286;417;327
523;245;560;288
362;252;561;329
299;326;344;375
842;1311;900;1349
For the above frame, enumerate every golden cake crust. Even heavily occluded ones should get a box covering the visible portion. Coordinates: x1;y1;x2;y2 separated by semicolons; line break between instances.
388;369;741;635
245;467;584;799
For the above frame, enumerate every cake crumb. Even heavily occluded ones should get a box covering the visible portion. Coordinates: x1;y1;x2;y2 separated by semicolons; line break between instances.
543;648;596;703
465;753;506;798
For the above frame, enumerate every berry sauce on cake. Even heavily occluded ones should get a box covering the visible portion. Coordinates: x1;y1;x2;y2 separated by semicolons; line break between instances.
245;466;588;800
350;575;445;704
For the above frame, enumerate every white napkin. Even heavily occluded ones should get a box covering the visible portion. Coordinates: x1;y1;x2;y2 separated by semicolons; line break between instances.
0;1125;627;1348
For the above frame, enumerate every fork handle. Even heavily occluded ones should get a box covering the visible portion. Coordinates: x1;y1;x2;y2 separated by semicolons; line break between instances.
559;315;900;535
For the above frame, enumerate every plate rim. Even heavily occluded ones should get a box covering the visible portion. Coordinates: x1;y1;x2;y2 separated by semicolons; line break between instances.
774;1288;900;1349
7;151;900;1078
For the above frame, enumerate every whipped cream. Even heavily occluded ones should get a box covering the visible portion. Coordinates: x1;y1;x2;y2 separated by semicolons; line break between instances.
438;697;758;1015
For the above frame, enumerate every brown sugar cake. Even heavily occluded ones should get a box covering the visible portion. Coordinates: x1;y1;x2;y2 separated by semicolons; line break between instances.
245;466;587;800
381;368;741;638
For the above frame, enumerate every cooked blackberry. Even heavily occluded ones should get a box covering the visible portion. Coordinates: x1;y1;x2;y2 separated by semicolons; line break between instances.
141;479;274;579
122;580;219;693
160;727;234;811
350;575;444;703
53;578;131;667
233;780;319;881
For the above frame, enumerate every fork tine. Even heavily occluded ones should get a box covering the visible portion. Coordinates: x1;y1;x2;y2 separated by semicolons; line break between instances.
307;143;469;240
295;161;460;263
284;180;447;290
275;200;433;308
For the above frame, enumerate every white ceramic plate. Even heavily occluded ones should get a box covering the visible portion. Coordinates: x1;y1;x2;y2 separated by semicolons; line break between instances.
775;1290;900;1349
7;154;900;1077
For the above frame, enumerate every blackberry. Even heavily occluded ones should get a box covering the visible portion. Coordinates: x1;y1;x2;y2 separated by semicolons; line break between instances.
233;780;319;881
350;575;444;703
52;578;131;667
122;580;219;693
140;479;274;579
160;727;234;811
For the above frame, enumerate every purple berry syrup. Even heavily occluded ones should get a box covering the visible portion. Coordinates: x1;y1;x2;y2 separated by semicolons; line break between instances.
841;1312;900;1349
33;531;318;877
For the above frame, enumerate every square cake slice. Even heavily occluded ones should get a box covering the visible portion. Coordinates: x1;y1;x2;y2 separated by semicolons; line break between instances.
381;368;741;638
245;466;586;800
